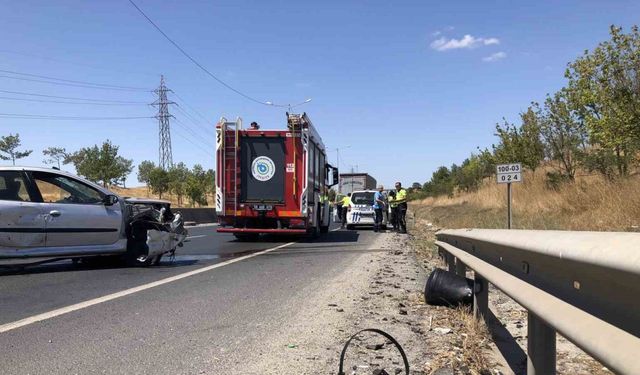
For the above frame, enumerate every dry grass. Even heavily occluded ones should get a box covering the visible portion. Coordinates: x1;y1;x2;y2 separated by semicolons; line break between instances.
412;169;640;231
426;306;493;375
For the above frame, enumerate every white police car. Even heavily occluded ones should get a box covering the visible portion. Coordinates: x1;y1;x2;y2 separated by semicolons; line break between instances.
345;190;388;230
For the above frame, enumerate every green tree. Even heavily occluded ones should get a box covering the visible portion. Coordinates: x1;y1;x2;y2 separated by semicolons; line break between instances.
0;133;32;165
116;157;133;187
168;162;189;205
148;167;170;199
453;154;485;192
493;108;545;172
538;91;588;180
423;166;454;197
565;25;640;176
65;140;133;187
137;160;156;194
42;147;68;169
184;164;211;207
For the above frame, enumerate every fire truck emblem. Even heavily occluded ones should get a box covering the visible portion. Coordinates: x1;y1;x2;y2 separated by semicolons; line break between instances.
251;156;276;181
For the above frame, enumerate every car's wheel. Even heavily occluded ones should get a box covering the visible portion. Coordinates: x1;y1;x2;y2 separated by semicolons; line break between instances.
124;239;154;267
346;224;355;230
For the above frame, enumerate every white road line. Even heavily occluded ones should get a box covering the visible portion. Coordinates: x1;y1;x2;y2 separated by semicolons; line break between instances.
186;235;207;239
0;241;296;334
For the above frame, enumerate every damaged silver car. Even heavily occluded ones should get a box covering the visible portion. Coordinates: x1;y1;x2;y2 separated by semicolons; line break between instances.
0;166;187;267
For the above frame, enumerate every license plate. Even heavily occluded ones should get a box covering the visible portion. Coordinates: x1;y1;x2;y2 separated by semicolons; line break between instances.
253;205;273;211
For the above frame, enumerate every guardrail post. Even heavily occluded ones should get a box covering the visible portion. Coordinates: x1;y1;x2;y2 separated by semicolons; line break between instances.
445;252;455;273
473;273;488;320
455;258;466;277
527;312;556;375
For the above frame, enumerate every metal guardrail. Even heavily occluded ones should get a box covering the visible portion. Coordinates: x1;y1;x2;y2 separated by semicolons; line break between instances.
435;229;640;375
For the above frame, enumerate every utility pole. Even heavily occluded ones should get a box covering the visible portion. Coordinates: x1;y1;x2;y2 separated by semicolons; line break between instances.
152;75;175;170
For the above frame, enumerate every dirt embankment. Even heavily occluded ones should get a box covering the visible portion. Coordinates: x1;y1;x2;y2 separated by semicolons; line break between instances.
411;170;640;232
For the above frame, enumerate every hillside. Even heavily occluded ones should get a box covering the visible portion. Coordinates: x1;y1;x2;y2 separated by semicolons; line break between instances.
410;170;640;232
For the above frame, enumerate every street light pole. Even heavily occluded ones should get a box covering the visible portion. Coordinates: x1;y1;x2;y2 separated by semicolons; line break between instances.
333;145;351;194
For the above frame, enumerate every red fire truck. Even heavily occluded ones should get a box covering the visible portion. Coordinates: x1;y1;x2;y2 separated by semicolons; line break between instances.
215;113;339;240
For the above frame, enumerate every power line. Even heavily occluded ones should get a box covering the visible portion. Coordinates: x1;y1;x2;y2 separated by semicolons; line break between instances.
0;89;147;103
0;96;145;106
173;105;215;136
173;118;215;155
0;49;159;78
0;74;151;91
0;69;150;91
173;117;214;148
173;92;213;123
0;113;153;120
142;99;212;157
171;129;214;157
128;0;285;107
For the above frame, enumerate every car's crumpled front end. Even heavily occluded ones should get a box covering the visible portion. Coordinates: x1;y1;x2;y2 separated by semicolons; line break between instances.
124;198;188;265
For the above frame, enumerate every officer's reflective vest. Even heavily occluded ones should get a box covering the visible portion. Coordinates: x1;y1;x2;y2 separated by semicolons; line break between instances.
341;196;351;207
388;195;398;208
395;189;408;207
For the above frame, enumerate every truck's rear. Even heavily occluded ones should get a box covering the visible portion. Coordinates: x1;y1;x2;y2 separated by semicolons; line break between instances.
215;113;338;239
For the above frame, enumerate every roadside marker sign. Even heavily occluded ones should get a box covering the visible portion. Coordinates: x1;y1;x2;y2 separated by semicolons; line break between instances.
496;163;522;184
496;163;522;229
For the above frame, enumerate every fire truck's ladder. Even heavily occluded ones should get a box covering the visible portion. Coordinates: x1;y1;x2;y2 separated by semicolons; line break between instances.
287;113;302;197
223;118;242;218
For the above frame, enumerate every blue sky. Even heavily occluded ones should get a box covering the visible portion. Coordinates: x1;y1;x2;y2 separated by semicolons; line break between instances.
1;0;639;187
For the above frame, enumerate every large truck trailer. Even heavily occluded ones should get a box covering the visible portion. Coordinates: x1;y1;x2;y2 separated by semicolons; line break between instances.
215;113;339;240
339;173;377;195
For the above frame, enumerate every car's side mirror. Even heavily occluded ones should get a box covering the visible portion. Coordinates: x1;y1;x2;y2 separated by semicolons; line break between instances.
103;194;119;206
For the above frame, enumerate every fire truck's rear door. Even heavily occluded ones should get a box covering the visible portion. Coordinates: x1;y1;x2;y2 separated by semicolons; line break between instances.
240;136;286;203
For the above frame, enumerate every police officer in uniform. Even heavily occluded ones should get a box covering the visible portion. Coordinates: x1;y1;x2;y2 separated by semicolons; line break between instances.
340;193;351;228
388;190;398;231
394;182;408;233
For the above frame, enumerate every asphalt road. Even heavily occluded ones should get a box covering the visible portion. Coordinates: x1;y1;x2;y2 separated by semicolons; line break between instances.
0;223;380;374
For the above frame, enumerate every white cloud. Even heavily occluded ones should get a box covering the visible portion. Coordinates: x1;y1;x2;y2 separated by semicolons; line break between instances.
431;30;441;37
482;51;507;62
430;34;500;51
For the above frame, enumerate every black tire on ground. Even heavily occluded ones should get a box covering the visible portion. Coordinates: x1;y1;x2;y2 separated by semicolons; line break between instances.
346;224;355;230
234;233;260;242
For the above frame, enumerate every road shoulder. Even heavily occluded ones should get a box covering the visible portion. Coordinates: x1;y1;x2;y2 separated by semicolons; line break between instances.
243;231;430;374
